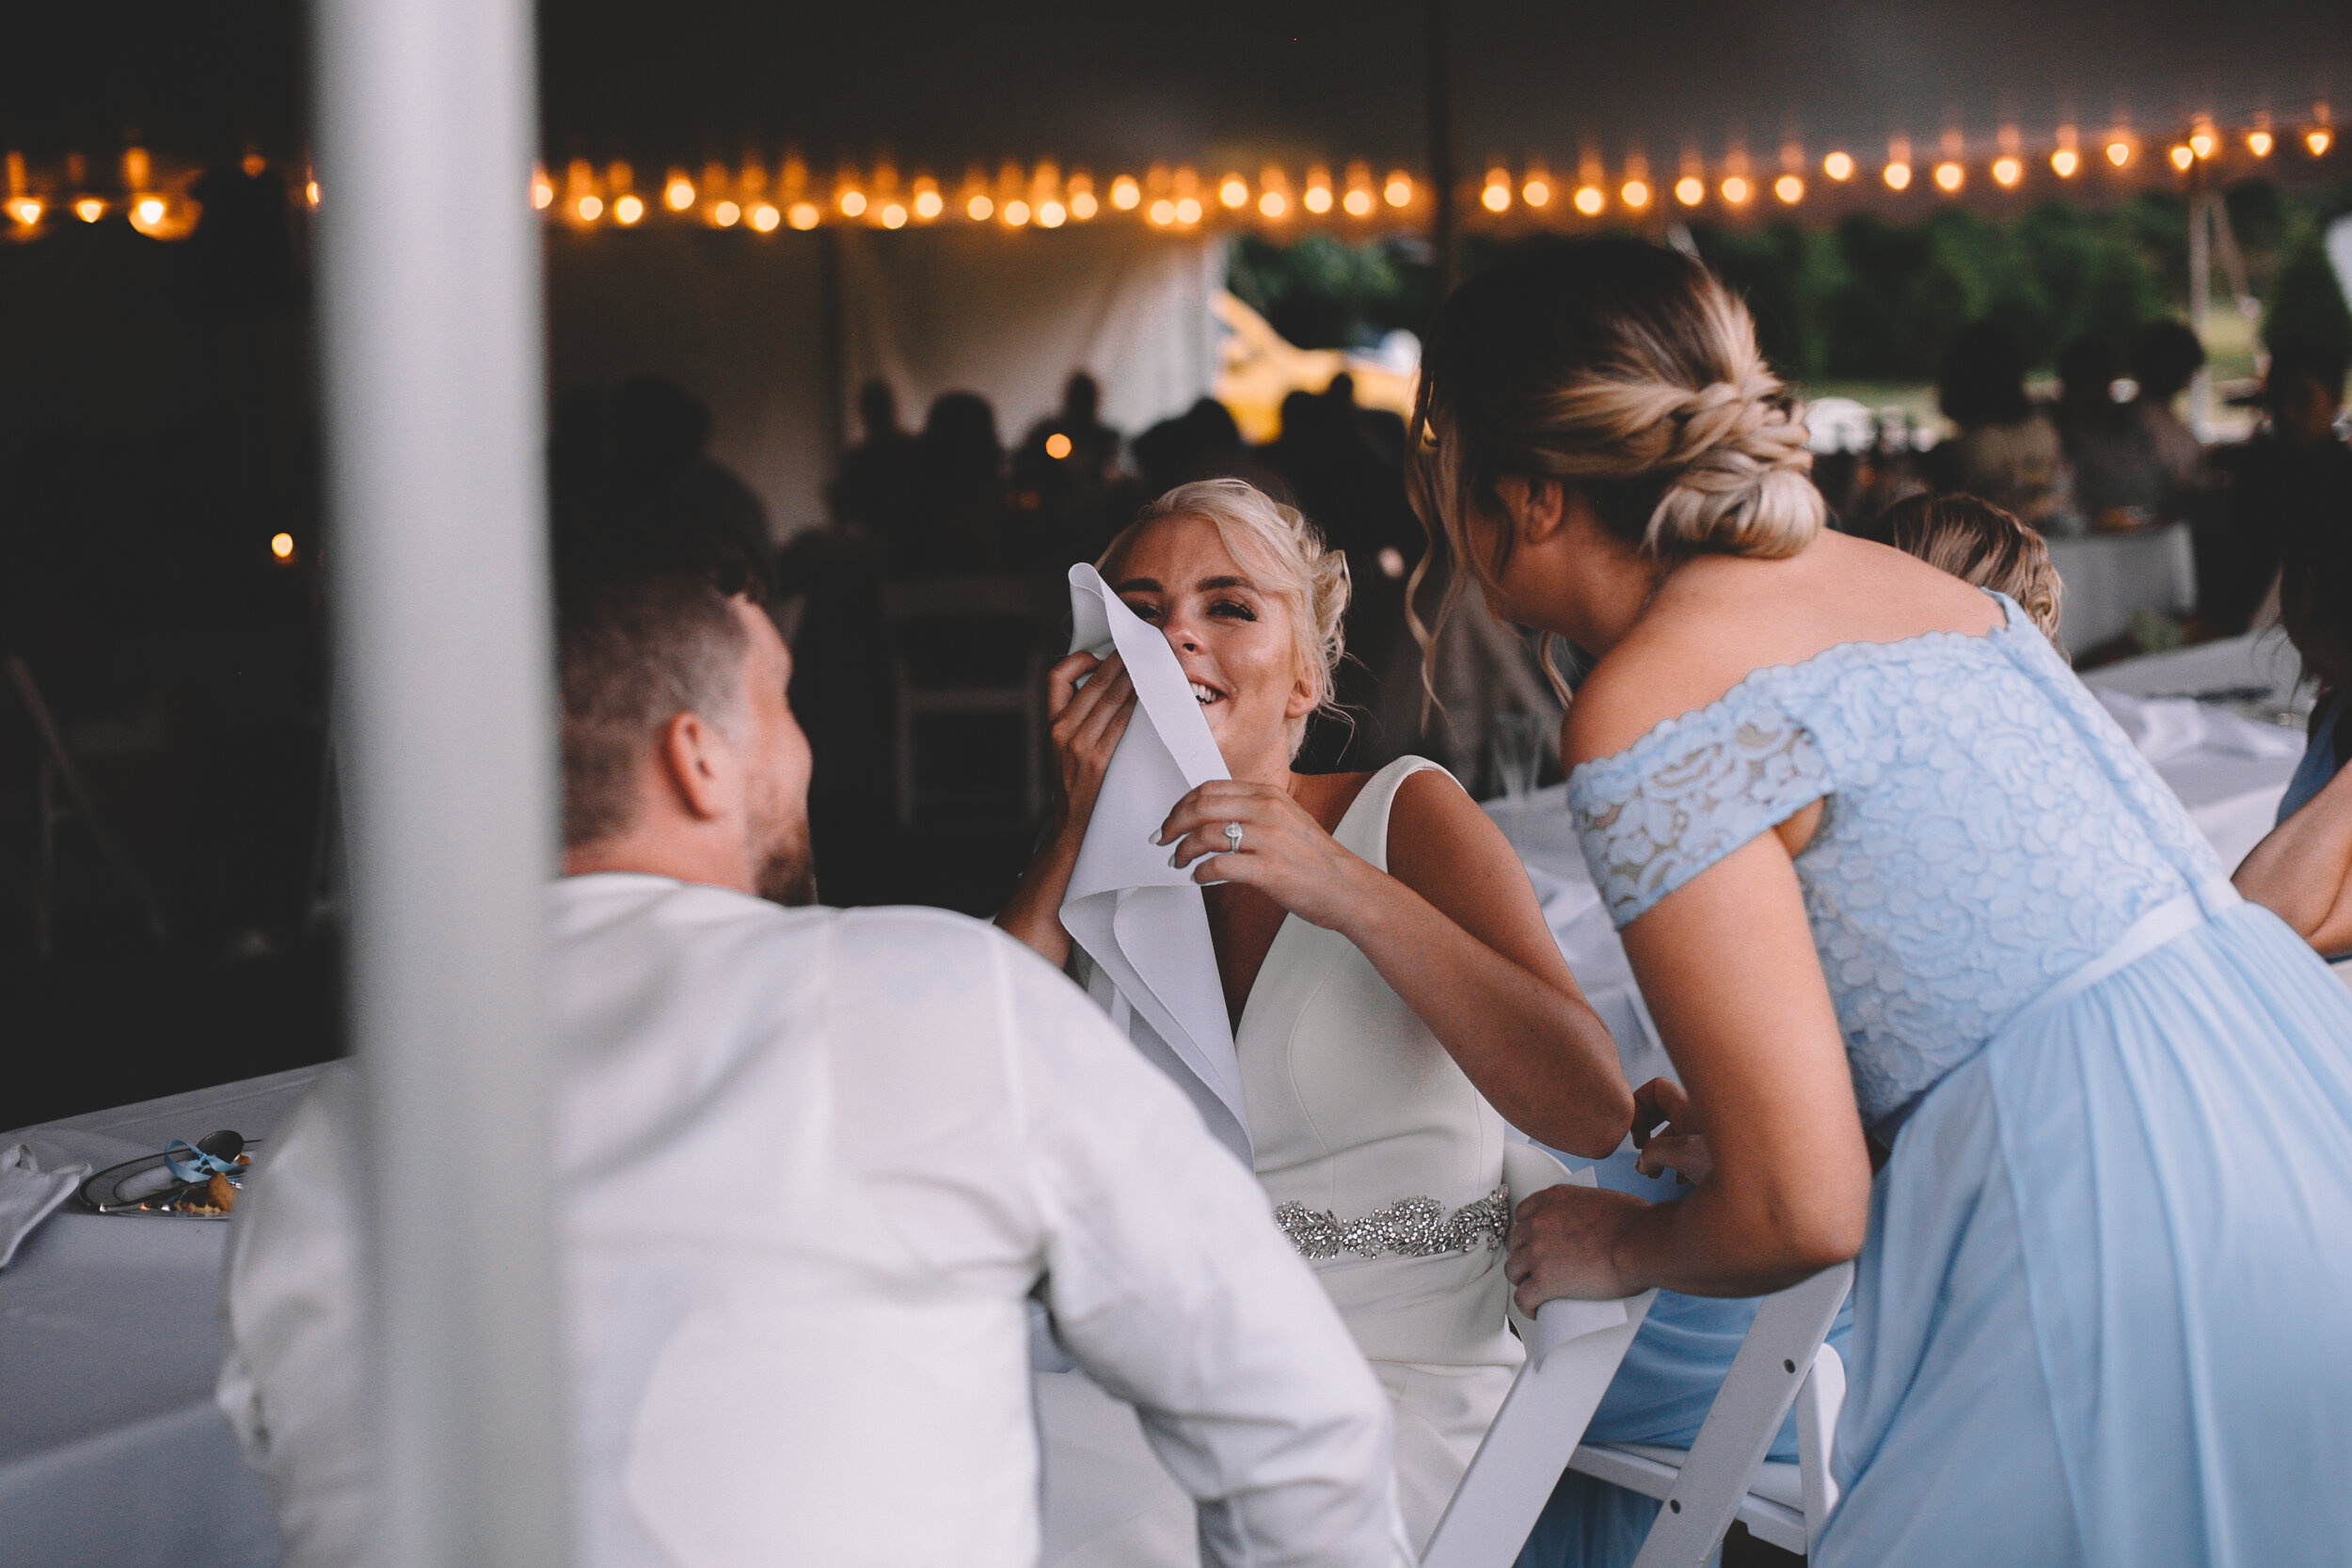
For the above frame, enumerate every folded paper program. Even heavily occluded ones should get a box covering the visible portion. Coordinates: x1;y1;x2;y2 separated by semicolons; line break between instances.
1059;564;1250;1157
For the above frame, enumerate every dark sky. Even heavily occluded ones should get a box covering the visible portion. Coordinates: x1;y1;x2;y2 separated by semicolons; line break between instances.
8;0;2341;174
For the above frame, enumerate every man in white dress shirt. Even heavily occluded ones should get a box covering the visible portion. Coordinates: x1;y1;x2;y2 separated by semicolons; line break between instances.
217;546;1407;1566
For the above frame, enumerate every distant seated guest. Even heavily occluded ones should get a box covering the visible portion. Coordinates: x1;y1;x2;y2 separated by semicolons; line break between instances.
2204;339;2352;635
1873;491;2064;644
2128;318;2210;517
2233;483;2352;954
217;544;1408;1567
551;373;776;600
829;377;922;540
2058;333;2168;530
1932;321;2068;530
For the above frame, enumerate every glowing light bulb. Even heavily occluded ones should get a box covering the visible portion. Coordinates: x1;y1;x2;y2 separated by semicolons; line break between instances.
664;177;695;211
1933;162;1963;191
2310;129;2334;157
1621;180;1650;208
1774;174;1804;203
1383;173;1412;207
8;198;40;226
713;200;741;227
1573;185;1603;215
740;203;772;232
1174;196;1202;224
1004;198;1031;225
2190;131;2215;159
2248;131;2275;157
1993;157;2022;186
1045;433;1073;460
532;175;554;209
304;180;320;207
2169;144;2194;170
967;194;994;220
877;202;905;230
1039;199;1067;227
1303;184;1332;214
1675;176;1704;206
1149;198;1176;224
1071;190;1098;218
1219;176;1248;208
242;152;267;177
135;196;166;225
1256;190;1284;218
1721;175;1751;203
2051;148;2080;177
1823;150;1854;181
788;201;820;230
270;532;295;561
1343;187;1374;215
2106;141;2132;166
577;194;603;221
1482;181;1510;213
613;194;644;224
838;190;866;217
75;197;105;222
1528;180;1556;208
914;189;944;220
1883;162;1912;190
1111;175;1141;210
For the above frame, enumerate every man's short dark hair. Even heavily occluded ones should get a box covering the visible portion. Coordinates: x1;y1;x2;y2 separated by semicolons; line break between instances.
556;557;749;849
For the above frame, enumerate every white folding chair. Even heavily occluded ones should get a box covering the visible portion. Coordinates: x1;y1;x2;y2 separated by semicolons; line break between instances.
1567;1260;1853;1563
1420;1146;1658;1568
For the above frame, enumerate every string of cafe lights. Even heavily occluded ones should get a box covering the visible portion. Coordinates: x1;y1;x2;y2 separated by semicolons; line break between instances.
4;107;2336;242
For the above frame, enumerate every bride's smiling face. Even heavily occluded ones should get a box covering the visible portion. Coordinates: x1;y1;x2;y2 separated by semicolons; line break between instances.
1111;513;1316;776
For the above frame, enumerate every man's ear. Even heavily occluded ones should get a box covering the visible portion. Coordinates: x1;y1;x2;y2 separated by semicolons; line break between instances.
656;710;734;821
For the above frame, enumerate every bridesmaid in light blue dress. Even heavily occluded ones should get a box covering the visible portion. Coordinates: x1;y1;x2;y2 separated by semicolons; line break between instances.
1409;239;2352;1565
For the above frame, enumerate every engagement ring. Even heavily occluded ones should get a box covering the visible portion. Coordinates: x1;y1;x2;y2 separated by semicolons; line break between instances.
1224;821;1245;850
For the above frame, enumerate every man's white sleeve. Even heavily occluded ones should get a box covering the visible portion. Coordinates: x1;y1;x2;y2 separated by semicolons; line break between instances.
993;937;1412;1568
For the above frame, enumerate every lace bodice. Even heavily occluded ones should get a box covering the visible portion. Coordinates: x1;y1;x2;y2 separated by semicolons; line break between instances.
1567;594;2228;1130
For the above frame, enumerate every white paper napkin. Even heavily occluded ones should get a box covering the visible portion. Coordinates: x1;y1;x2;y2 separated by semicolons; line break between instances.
0;1143;89;1268
1058;564;1249;1150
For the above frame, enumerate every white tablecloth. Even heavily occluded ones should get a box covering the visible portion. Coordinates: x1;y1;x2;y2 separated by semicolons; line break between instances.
2044;524;2198;657
1;1066;326;1568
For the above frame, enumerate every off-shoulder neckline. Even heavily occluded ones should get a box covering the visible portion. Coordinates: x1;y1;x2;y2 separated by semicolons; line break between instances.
1568;591;2026;791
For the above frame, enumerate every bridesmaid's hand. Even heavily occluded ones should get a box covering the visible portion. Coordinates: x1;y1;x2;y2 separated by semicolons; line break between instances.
1505;1184;1649;1310
1631;1077;1712;1186
1046;652;1135;839
1156;781;1374;930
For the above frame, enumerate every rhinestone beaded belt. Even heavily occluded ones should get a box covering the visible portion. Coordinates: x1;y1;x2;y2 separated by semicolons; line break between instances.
1273;1186;1511;1260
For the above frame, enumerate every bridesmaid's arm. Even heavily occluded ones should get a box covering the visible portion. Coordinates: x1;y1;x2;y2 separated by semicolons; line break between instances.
2233;759;2352;954
1506;830;1872;1303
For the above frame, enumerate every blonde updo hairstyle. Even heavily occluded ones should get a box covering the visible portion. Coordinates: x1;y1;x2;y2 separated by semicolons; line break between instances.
1096;477;1351;759
1407;240;1823;690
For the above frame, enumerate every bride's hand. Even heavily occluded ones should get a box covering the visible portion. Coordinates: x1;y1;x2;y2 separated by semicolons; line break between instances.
1630;1077;1713;1186
1505;1183;1649;1310
1047;652;1135;837
1156;781;1373;930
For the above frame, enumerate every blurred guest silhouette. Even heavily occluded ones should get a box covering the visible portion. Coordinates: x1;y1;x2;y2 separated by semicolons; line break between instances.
2205;340;2352;635
2057;335;2164;531
551;373;773;598
2129;320;2210;523
1012;372;1132;566
830;380;922;547
1931;323;2068;531
1134;397;1285;499
910;391;1009;574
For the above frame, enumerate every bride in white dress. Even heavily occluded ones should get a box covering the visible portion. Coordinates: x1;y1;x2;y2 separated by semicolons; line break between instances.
1000;479;1632;1557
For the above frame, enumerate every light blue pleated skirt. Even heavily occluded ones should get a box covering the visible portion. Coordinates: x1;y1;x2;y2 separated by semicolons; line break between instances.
1822;899;2352;1566
1524;899;2352;1567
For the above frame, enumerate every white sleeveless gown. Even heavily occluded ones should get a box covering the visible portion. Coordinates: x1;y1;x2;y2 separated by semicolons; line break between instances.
1039;756;1521;1561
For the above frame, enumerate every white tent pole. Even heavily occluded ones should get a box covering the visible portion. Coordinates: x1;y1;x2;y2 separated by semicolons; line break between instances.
310;0;570;1561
